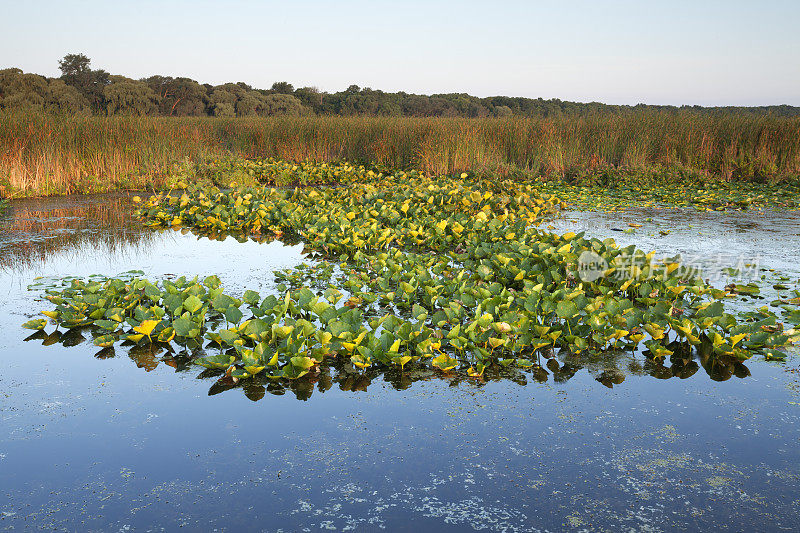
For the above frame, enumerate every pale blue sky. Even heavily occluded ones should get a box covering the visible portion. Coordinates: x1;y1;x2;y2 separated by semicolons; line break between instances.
1;0;798;106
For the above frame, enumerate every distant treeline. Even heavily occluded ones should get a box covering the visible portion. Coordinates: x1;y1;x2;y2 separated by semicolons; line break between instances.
1;53;799;119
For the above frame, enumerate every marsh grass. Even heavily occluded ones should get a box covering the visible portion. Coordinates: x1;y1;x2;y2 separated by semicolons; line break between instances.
2;112;798;196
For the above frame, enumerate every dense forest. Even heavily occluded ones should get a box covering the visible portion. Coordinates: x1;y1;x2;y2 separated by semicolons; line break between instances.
1;53;799;119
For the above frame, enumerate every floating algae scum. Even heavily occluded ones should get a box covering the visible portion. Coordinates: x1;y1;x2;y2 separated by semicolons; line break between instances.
1;161;800;531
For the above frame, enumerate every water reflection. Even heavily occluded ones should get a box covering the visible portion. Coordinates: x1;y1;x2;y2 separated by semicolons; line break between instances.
0;193;301;272
0;193;154;270
23;327;752;401
560;342;752;386
164;225;304;247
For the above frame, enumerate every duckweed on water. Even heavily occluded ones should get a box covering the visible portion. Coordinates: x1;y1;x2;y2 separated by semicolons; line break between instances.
25;165;799;385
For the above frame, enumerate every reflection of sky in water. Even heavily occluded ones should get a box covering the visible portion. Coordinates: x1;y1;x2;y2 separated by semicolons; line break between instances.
1;195;799;531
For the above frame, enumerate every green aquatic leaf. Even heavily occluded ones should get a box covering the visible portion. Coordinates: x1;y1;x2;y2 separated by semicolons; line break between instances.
412;304;428;321
731;284;760;296
183;294;203;314
242;289;261;306
555;300;578;319
195;353;236;369
243;318;270;341
93;334;117;348
93;319;120;332
212;293;239;311
763;349;786;361
324;287;343;305
476;264;493;280
282;364;309;380
351;353;372;369
327;320;350;339
22;319;47;330
172;316;200;338
254;342;279;366
204;275;222;289
162;293;185;314
431;353;458;371
218;329;241;345
241;350;266;375
157;327;175;343
223;306;243;324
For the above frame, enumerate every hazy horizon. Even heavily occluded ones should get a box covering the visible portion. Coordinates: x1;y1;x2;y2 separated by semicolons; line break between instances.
2;0;798;107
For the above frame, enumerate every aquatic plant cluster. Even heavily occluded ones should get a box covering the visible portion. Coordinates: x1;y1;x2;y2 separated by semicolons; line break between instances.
171;158;369;188
25;164;799;381
173;157;800;212
534;178;800;212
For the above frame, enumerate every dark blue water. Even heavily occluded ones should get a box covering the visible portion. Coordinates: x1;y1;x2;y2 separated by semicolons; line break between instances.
1;195;798;532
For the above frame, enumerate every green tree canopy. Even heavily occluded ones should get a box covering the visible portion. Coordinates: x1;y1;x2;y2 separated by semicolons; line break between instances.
58;53;91;77
270;81;295;94
103;76;160;116
262;93;303;116
1;54;798;118
58;53;109;111
143;76;206;116
0;68;88;113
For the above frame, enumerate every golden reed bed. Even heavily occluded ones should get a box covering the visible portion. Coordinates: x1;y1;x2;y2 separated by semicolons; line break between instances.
1;112;798;196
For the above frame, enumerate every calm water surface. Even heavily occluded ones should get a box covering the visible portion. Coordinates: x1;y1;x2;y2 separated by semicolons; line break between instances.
1;195;799;532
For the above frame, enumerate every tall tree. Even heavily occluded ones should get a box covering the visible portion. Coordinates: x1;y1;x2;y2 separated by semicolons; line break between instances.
58;53;91;77
58;53;109;111
270;81;295;94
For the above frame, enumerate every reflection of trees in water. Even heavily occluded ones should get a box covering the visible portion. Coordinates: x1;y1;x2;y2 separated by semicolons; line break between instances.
24;327;752;402
0;194;156;269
